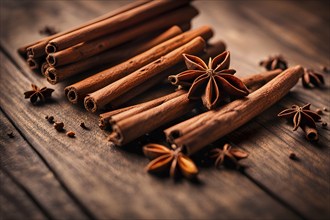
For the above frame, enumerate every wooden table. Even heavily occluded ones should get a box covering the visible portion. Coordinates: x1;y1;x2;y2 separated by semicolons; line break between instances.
1;1;329;219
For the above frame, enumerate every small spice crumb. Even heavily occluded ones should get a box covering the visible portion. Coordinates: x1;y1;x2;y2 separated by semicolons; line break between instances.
322;122;327;128
66;131;75;138
289;152;297;160
80;122;87;129
323;107;328;112
46;115;54;123
54;122;64;131
316;109;323;115
7;132;14;138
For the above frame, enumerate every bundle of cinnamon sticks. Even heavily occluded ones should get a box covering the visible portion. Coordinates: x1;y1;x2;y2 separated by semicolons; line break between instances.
20;0;228;112
19;1;312;180
19;0;198;82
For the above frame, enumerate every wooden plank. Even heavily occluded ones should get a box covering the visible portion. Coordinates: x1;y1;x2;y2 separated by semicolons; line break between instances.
0;49;298;218
193;0;329;77
0;169;46;220
0;110;88;219
191;1;330;218
1;0;329;219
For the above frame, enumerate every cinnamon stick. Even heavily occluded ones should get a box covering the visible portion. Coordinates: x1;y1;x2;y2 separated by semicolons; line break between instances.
26;57;42;71
109;93;194;146
302;125;319;141
106;68;286;146
65;26;213;102
109;41;227;109
41;62;49;76
99;90;185;130
21;0;152;58
45;0;192;53
84;37;206;112
46;6;198;67
164;66;304;155
47;25;184;85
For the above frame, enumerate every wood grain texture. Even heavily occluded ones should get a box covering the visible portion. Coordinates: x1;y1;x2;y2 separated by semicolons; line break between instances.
0;110;88;219
191;1;330;218
0;50;297;219
0;0;329;219
0;170;46;220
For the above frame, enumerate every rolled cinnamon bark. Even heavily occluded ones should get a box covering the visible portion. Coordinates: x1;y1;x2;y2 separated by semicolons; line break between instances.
47;25;184;86
41;62;49;76
302;125;319;141
65;26;213;102
164;66;304;155
26;57;41;70
99;90;185;130
21;0;152;59
109;41;227;109
106;68;286;146
46;6;198;67
109;93;194;146
84;37;206;112
46;0;192;53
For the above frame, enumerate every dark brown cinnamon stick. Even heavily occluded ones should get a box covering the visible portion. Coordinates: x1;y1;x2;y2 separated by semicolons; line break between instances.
45;0;192;53
21;0;152;59
99;90;185;130
26;56;47;71
47;25;184;85
164;66;303;155
46;6;198;67
64;26;213;102
109;93;193;146
84;37;206;112
41;62;49;76
26;57;41;71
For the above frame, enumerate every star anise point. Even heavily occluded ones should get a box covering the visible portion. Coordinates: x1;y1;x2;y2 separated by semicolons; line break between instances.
24;84;54;105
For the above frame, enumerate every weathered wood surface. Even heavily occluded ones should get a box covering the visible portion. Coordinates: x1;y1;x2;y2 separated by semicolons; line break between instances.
0;0;329;219
0;110;88;219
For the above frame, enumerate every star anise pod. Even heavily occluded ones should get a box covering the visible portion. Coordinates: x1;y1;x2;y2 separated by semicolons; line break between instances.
143;143;198;179
168;51;249;110
278;103;321;131
209;144;249;169
259;55;288;70
24;84;54;105
301;68;325;88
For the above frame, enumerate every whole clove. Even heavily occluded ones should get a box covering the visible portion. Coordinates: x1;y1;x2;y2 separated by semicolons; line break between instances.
80;122;88;129
54;122;64;131
45;115;54;123
7;132;14;138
